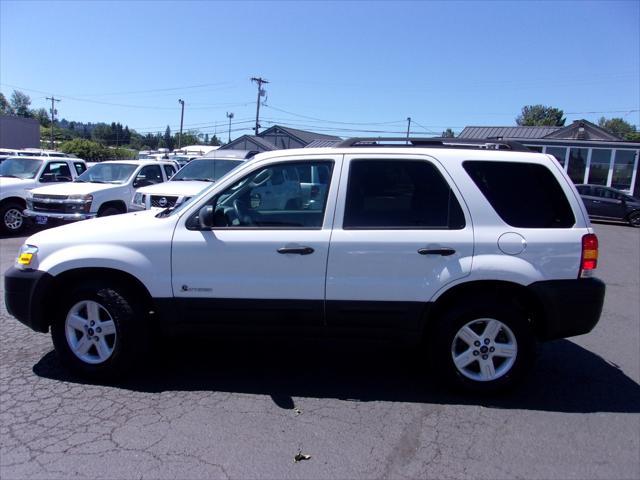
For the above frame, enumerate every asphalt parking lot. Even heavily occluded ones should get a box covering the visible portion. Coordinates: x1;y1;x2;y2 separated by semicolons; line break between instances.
0;222;638;480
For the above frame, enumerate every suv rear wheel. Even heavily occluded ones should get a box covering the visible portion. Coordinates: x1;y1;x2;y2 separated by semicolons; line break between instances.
51;283;147;379
429;301;535;392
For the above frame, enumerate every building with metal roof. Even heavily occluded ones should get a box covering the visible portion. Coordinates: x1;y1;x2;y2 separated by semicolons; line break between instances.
459;120;640;196
219;125;341;153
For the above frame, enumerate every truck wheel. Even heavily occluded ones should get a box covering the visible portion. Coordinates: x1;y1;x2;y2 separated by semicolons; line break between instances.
98;206;122;217
0;202;26;235
428;301;535;393
51;284;148;380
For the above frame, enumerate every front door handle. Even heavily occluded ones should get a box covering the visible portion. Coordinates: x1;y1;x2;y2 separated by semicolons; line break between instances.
277;246;314;255
418;247;456;256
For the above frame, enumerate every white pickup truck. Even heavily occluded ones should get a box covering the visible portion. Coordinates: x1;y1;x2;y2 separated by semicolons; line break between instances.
0;155;87;234
23;160;178;225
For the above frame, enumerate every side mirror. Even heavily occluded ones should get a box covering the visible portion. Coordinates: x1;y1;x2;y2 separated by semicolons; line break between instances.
134;179;153;188
198;205;215;229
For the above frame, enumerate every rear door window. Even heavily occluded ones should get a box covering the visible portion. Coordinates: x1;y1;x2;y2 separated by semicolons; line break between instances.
343;160;465;229
463;161;575;228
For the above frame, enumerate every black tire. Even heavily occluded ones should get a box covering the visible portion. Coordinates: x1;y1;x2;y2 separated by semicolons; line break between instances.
627;211;640;228
51;283;148;380
98;206;122;217
0;201;26;235
428;300;536;393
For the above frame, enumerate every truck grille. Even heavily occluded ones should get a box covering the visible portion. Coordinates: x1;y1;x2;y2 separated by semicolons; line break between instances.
151;195;178;208
32;202;66;213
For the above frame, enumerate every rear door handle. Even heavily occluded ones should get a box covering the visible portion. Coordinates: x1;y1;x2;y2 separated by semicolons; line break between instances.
277;246;314;255
418;248;456;256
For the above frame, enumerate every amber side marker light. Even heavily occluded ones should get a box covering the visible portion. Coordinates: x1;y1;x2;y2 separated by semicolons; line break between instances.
580;234;598;278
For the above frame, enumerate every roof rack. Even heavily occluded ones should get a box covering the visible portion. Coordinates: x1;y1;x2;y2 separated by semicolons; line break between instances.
334;137;531;152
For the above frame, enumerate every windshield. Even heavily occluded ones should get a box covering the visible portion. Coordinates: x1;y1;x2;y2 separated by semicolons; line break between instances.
172;159;242;182
77;163;137;184
0;157;43;179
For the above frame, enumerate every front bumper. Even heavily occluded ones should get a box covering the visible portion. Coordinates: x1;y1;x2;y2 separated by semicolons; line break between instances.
529;278;606;340
4;267;55;333
23;209;97;221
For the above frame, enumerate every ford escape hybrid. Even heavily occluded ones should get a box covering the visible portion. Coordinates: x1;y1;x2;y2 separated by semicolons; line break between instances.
5;138;605;392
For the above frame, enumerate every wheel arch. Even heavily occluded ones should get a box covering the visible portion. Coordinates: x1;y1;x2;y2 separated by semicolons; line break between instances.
426;280;547;339
97;200;127;215
40;267;156;331
0;196;26;208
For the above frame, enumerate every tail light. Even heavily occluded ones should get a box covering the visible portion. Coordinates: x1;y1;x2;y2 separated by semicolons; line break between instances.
580;234;598;278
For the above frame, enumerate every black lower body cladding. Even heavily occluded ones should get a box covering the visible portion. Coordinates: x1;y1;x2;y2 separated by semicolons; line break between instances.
4;267;55;333
529;278;606;340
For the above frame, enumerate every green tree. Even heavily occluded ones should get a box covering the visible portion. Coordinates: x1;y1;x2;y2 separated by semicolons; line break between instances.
10;90;32;117
210;134;221;146
516;105;565;126
0;92;12;114
33;108;51;127
60;139;109;161
204;133;210;144
441;128;455;138
164;125;174;150
598;117;639;140
91;123;112;144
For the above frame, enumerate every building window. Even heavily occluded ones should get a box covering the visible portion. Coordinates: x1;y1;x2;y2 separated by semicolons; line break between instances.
525;145;544;152
567;148;588;184
587;149;612;185
611;150;637;191
546;147;567;167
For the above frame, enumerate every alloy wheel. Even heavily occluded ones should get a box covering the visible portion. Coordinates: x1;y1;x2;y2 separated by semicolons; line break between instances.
450;318;518;382
65;300;117;364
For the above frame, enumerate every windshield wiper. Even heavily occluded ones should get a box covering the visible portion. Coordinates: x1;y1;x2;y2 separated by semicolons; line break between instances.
189;178;214;182
74;179;86;183
1;174;20;178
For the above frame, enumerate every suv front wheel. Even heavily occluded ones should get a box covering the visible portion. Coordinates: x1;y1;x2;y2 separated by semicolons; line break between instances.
51;283;147;379
429;301;536;392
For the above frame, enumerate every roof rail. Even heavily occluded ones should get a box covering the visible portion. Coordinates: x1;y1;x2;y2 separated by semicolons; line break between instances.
334;137;531;152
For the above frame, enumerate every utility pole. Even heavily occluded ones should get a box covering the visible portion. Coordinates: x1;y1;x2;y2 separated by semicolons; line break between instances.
251;77;268;135
46;96;61;150
226;112;234;143
178;99;185;149
406;117;412;144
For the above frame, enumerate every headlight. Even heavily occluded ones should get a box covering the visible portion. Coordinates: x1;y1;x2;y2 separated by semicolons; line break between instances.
16;244;38;270
68;194;93;202
67;194;93;213
133;192;146;207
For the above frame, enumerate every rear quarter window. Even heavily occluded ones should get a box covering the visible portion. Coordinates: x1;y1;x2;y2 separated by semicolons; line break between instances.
463;160;575;228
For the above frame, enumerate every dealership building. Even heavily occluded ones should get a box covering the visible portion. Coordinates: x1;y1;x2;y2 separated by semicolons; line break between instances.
459;120;640;196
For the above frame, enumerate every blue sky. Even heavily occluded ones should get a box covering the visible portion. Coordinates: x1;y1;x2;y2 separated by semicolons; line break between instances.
1;0;639;139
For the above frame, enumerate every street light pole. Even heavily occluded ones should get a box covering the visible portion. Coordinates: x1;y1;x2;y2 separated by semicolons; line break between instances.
178;99;185;149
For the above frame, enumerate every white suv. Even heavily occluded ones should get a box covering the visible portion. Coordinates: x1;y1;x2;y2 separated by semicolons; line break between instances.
130;157;244;211
23;160;177;225
4;138;606;392
0;155;87;234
